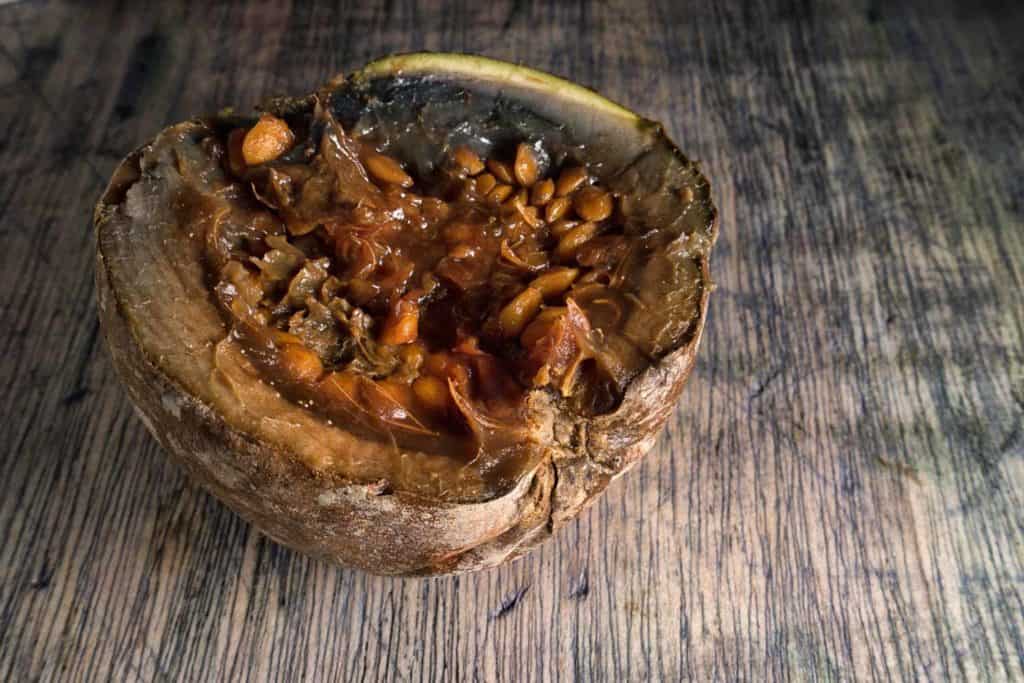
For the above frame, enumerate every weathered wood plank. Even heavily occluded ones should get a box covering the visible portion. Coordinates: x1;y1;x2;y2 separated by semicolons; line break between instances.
0;0;1022;680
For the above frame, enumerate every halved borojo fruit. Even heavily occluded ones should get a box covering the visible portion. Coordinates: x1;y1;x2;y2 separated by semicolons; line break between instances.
94;53;717;575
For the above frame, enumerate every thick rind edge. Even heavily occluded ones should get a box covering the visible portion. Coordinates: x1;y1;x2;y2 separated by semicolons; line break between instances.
356;53;646;129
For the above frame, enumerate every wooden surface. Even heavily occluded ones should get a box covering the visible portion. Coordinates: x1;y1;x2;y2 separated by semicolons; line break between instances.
2;1;1023;680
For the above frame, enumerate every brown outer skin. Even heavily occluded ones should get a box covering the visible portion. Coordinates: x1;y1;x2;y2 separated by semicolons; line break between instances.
94;84;716;578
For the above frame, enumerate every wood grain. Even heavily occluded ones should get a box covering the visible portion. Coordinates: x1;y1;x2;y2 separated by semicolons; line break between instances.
1;0;1022;680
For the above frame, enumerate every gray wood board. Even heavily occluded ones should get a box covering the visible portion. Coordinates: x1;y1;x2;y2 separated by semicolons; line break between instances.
1;1;1022;680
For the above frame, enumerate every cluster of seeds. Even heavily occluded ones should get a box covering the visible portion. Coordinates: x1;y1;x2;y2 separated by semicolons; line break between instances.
219;113;632;433
440;142;621;347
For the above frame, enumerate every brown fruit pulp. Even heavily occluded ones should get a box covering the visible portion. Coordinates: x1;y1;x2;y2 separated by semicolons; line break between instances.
210;108;650;463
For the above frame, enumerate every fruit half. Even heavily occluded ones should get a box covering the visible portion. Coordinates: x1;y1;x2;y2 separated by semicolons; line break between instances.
94;53;717;575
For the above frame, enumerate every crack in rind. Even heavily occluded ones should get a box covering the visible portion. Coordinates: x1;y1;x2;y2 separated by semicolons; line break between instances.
546;456;560;533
